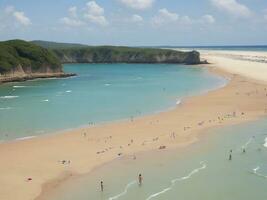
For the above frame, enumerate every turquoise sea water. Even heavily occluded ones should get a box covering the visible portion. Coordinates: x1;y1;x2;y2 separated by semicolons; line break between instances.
46;118;267;200
0;64;226;140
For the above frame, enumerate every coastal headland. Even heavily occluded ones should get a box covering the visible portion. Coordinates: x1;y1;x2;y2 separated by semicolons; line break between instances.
0;40;201;84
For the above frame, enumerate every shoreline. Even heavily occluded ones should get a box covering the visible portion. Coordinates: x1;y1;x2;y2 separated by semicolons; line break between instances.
0;65;226;143
0;72;76;84
36;70;266;200
0;51;267;200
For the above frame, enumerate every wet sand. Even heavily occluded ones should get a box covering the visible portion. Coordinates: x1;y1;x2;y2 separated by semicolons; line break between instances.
0;51;267;200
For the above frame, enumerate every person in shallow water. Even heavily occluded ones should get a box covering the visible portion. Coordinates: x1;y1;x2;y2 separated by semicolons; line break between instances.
100;181;104;192
138;174;143;185
228;149;233;160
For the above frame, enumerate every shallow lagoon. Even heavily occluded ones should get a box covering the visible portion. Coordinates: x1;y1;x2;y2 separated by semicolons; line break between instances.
0;64;225;140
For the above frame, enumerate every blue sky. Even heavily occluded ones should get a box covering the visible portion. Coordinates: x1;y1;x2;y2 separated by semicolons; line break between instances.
0;0;267;46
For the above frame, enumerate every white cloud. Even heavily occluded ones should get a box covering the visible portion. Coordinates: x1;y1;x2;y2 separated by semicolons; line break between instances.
159;8;179;21
131;14;143;23
2;6;31;26
86;1;104;16
201;15;215;24
13;11;32;26
60;17;84;27
210;0;251;18
60;2;107;27
60;6;84;27
152;8;179;26
151;9;215;28
179;16;193;25
118;0;154;10
84;1;108;26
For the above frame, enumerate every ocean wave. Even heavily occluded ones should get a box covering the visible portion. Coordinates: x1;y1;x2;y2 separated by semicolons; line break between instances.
105;83;111;86
0;96;19;99
16;136;36;141
0;107;12;110
42;99;49;102
132;77;143;81
13;85;26;88
108;180;137;200
66;90;72;93
252;166;267;178
176;100;181;105
264;137;267;148
146;162;207;200
242;138;253;149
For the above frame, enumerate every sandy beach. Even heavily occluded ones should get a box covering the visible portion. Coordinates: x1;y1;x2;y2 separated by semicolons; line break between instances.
1;50;267;200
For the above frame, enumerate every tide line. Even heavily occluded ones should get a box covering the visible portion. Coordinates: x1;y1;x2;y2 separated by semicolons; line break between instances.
252;166;267;179
243;138;253;149
108;180;137;200
146;161;207;200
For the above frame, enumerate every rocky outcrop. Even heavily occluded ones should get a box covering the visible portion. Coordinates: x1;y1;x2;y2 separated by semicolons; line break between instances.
52;47;201;65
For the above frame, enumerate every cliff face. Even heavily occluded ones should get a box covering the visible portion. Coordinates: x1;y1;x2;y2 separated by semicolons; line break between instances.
0;40;201;84
51;47;201;65
0;40;74;83
0;40;62;74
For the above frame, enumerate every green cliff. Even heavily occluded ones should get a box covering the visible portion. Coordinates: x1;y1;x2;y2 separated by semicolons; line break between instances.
32;41;201;65
0;40;74;83
0;40;62;74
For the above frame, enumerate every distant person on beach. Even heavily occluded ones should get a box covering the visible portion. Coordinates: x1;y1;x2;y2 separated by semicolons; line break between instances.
100;181;104;192
138;174;143;185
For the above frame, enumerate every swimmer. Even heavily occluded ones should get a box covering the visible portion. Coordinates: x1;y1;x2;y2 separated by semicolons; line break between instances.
138;174;143;185
100;181;104;192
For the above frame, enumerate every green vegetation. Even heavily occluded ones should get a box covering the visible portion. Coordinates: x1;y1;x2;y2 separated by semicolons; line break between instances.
33;41;201;65
32;40;88;49
0;40;62;74
0;39;201;77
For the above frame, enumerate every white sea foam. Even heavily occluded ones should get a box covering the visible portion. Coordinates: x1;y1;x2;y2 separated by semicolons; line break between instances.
16;136;36;141
146;162;207;200
176;100;181;105
252;166;267;178
0;107;12;110
264;137;267;148
13;85;26;88
108;180;137;200
133;77;143;81
242;138;253;149
105;83;111;86
0;96;19;99
66;90;72;93
42;99;49;102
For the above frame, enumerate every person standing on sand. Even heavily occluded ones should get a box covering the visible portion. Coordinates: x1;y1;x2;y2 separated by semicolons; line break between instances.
138;174;143;185
100;181;104;192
